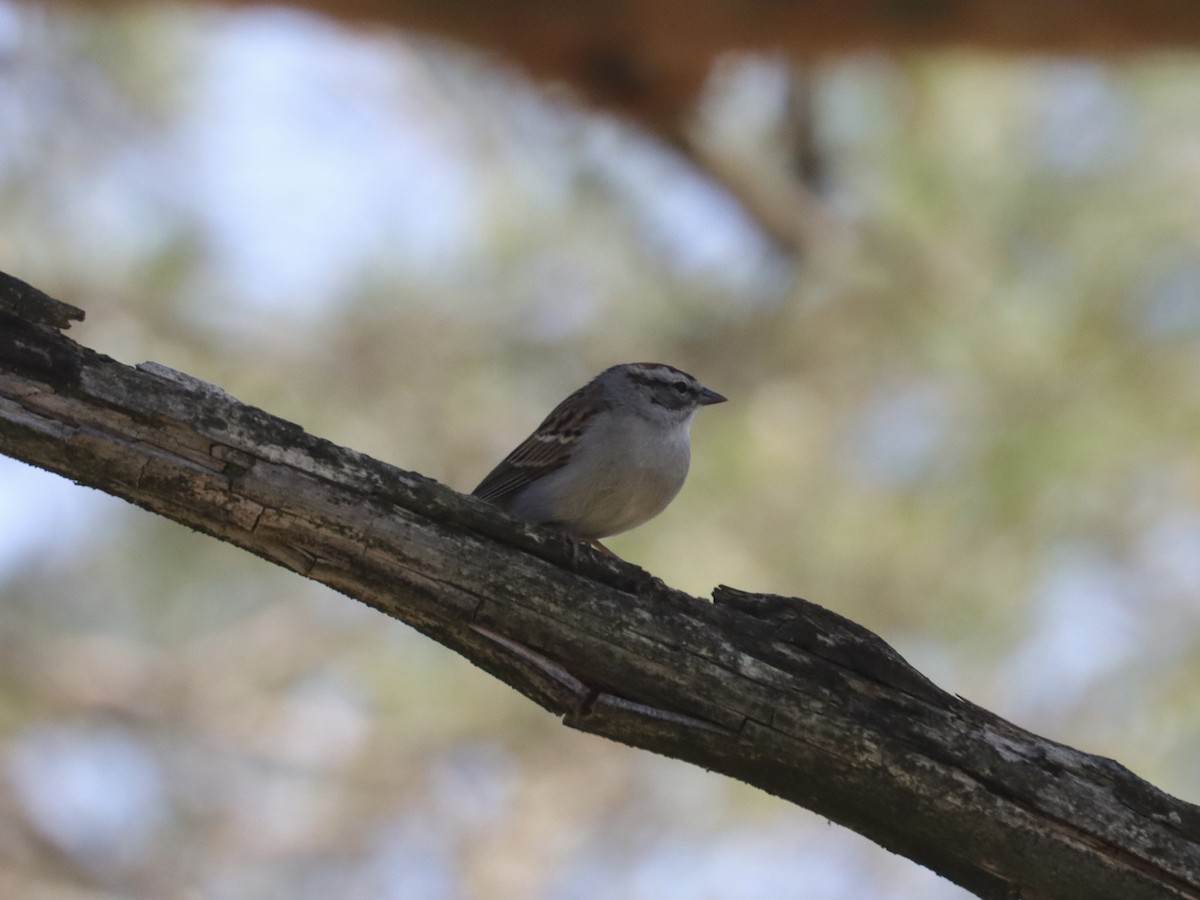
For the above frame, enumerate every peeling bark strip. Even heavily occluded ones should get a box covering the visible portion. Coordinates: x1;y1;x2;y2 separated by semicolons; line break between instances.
2;271;1199;900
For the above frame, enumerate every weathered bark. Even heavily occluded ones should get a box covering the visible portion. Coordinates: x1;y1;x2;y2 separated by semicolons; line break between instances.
2;270;1199;900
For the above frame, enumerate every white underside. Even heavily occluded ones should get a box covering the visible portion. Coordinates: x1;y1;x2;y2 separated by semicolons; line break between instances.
509;409;695;540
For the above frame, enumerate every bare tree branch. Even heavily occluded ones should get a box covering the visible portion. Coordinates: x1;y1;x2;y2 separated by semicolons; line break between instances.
65;0;1200;127
2;270;1200;900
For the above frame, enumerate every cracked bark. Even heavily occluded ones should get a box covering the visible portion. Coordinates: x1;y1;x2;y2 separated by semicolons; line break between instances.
2;270;1199;900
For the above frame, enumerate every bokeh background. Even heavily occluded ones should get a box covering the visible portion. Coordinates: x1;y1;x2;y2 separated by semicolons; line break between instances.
3;2;1200;898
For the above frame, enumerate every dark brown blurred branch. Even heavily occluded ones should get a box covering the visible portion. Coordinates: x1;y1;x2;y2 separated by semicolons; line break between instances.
51;0;1200;255
52;0;1200;127
3;270;1200;900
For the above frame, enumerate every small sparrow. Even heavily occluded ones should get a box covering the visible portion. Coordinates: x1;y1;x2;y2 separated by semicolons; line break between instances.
472;363;727;540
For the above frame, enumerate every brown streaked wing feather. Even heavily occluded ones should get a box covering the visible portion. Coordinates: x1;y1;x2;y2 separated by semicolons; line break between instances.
471;379;605;505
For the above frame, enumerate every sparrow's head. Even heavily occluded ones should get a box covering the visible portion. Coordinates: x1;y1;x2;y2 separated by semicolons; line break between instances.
601;362;727;425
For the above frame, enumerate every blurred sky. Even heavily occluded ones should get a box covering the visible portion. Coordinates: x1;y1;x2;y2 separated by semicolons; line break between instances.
3;3;1200;899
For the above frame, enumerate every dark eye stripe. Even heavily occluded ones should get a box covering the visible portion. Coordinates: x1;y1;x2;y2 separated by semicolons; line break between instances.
628;370;692;389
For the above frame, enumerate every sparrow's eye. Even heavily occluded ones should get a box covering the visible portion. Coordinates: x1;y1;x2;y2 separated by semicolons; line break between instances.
672;381;688;393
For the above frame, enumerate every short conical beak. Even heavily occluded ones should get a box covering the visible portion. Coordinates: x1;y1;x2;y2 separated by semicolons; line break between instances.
698;386;727;406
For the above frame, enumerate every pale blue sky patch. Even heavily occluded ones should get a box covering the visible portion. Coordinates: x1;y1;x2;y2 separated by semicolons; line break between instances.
177;9;483;318
356;813;459;900
843;378;958;489
7;723;167;872
1132;256;1200;340
550;818;971;900
1002;541;1143;721
1137;511;1200;610
581;122;788;300
1035;62;1131;175
0;458;117;579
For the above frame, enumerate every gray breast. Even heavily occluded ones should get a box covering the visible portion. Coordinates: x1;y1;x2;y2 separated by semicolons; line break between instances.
510;411;694;539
